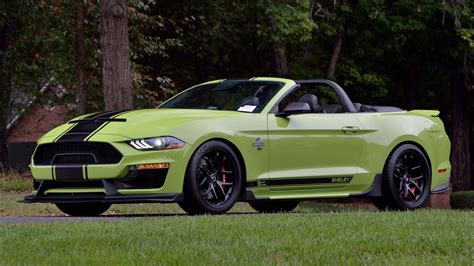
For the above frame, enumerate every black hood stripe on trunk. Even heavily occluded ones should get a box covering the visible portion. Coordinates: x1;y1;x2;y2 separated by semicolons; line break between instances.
55;110;128;142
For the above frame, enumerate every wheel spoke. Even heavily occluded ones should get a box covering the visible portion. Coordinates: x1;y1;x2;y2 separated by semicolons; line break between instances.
202;184;212;196
411;165;421;170
198;176;208;186
408;180;421;191
409;175;423;181
407;184;416;197
210;183;218;200
404;183;411;198
216;181;226;196
203;156;213;168
217;180;233;186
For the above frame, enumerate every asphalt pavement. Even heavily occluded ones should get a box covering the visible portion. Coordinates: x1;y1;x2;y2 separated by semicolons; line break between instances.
0;212;258;223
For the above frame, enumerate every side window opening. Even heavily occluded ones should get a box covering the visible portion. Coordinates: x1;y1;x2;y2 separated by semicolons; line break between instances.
277;84;343;114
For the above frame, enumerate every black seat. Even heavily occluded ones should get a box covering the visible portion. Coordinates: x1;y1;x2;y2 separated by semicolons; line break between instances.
298;94;322;113
353;103;362;112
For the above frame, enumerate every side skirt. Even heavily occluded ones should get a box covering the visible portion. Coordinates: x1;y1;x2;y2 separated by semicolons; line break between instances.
244;174;383;201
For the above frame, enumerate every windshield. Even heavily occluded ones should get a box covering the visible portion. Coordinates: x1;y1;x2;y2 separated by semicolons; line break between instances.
160;80;284;113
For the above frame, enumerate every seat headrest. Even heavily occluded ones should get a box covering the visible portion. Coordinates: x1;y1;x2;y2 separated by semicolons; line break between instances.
298;94;319;113
240;96;260;107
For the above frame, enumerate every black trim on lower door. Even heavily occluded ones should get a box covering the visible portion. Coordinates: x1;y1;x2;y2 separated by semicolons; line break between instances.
246;176;352;187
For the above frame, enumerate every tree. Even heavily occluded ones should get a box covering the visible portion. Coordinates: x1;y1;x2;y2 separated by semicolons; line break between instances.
448;0;472;191
100;0;133;111
75;0;86;114
256;0;316;77
322;0;353;79
0;19;15;167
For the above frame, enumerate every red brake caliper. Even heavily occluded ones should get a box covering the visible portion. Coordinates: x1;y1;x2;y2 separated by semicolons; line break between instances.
221;165;226;183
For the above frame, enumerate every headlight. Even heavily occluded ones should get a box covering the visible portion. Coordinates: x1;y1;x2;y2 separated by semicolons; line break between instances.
129;136;185;151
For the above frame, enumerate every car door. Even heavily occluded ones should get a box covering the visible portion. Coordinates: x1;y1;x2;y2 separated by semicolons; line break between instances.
266;82;366;189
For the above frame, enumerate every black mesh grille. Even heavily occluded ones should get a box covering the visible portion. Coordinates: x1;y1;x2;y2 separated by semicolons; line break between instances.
33;142;122;165
117;169;168;189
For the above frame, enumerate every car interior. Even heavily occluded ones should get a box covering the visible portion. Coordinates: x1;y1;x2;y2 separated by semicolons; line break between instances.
278;84;402;114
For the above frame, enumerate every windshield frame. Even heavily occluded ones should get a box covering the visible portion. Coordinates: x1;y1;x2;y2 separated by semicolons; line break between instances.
159;79;293;114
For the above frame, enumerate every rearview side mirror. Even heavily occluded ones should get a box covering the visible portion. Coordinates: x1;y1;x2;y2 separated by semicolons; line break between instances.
275;102;311;118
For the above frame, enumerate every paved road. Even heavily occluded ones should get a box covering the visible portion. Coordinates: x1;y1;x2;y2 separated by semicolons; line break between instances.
0;212;259;224
0;214;185;224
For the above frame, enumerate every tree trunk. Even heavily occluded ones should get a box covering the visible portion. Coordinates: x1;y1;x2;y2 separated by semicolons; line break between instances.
100;0;133;111
450;65;471;191
75;0;86;114
273;42;288;77
0;58;11;168
301;43;312;62
0;20;15;168
326;24;344;79
405;67;418;109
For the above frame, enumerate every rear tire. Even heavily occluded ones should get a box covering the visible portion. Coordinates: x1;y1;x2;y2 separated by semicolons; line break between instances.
372;144;431;211
249;201;299;213
180;140;243;215
56;203;111;216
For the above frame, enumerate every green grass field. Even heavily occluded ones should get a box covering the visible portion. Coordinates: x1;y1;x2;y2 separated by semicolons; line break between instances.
1;175;473;265
1;207;473;265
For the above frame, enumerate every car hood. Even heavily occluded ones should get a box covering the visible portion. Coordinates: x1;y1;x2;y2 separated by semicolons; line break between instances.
90;108;249;141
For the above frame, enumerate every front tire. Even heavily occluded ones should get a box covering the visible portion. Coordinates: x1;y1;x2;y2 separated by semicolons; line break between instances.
372;144;431;210
180;140;243;215
56;203;111;216
249;201;299;213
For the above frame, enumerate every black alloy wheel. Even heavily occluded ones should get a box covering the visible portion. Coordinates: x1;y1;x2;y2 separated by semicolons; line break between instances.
372;144;431;210
393;151;427;203
179;140;242;215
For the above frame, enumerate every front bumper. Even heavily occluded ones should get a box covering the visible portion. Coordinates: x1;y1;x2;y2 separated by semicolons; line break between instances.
27;135;194;203
23;174;184;204
23;191;183;204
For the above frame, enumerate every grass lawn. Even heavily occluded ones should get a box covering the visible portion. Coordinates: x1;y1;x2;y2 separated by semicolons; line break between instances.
1;175;473;264
1;208;473;265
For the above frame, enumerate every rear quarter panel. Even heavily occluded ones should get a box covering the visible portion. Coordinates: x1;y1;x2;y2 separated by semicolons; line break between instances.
354;111;451;191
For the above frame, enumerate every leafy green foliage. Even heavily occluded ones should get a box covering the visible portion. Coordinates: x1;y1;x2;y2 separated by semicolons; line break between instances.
0;2;472;188
1;0;471;111
255;0;316;43
0;1;75;114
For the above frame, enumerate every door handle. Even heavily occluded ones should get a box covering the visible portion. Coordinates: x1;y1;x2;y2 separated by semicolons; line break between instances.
342;126;360;134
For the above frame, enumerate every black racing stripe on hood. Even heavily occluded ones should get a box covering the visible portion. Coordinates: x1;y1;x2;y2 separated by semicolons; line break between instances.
84;109;134;141
56;110;128;142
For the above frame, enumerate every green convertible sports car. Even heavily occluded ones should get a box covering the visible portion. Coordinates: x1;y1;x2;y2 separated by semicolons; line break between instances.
24;77;451;215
